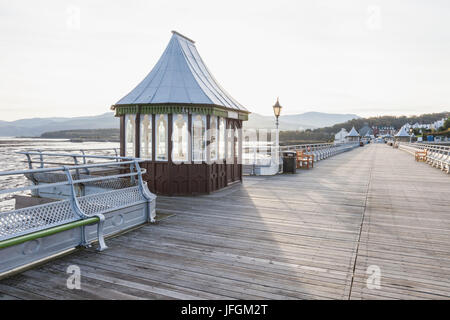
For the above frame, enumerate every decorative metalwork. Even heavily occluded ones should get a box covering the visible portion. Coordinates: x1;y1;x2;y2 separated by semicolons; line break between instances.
0;157;156;242
0;200;75;241
78;186;145;216
26;172;137;190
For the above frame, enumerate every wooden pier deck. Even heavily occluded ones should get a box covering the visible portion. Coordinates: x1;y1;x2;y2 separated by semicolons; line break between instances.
1;144;449;299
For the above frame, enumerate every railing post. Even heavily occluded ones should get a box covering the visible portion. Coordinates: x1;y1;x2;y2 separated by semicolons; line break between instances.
37;149;44;168
63;166;108;251
253;146;256;175
129;162;136;185
25;153;33;169
80;150;87;164
71;156;81;180
79;150;90;174
134;160;156;223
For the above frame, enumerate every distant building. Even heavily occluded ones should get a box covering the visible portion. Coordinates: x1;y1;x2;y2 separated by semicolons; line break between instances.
406;117;448;132
334;128;349;144
431;118;446;130
374;125;396;136
359;123;373;137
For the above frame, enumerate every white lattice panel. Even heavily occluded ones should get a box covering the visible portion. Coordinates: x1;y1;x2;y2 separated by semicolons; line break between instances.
78;186;145;216
26;172;136;190
0;200;77;241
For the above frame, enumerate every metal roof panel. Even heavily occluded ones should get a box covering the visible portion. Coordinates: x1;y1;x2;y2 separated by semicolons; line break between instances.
115;31;247;112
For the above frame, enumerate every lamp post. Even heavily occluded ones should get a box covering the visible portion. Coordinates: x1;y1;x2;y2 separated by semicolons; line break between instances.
272;98;282;166
273;97;282;130
409;128;414;143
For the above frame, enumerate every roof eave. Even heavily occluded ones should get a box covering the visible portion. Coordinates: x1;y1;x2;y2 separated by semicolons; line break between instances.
111;102;250;114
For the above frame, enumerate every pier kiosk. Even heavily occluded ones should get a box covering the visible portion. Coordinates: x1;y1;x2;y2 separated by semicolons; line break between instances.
346;127;361;143
111;31;250;196
394;126;412;142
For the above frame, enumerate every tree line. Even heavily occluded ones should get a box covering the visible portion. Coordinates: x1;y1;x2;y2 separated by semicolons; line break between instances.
279;111;450;143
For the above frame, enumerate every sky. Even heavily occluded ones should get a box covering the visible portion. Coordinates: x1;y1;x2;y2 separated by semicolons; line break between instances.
0;0;449;121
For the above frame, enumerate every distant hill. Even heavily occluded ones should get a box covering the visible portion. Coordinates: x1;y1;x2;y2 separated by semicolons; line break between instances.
0;113;119;137
244;112;360;130
1;111;358;137
41;128;120;142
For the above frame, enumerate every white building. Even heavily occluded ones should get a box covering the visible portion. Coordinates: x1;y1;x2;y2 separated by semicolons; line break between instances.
334;128;349;144
400;117;447;133
431;118;446;130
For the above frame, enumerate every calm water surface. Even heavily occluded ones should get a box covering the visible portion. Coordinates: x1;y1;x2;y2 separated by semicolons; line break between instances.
0;138;119;211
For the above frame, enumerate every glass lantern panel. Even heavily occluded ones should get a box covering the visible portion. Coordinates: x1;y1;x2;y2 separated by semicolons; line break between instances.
155;114;168;161
172;114;188;162
227;122;234;160
234;123;239;160
210;116;218;161
125;114;136;157
140;114;152;159
219;117;226;160
192;114;206;162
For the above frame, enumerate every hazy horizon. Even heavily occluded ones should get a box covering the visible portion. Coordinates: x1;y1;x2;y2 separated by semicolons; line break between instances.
1;0;449;121
1;108;449;123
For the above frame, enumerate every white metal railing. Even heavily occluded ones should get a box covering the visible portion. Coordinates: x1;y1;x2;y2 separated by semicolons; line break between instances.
0;154;156;275
0;158;153;231
242;142;360;175
19;149;122;169
398;142;450;174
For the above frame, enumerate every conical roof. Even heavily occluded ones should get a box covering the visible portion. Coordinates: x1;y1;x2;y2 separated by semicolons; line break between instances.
346;126;360;137
114;31;247;112
395;126;411;137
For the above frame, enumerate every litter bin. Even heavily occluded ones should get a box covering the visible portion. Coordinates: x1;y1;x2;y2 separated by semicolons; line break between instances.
282;151;297;174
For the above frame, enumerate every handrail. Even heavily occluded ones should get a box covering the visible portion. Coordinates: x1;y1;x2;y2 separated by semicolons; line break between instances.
0;171;144;196
0;217;99;249
18;151;127;159
242;141;359;173
29;147;119;155
397;142;450;174
17;150;128;170
0;159;142;177
400;142;450;152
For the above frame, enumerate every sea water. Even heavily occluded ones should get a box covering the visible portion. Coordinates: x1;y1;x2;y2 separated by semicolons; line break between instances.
0;137;119;211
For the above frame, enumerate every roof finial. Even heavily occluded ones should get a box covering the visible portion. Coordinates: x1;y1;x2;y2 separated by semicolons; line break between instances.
171;30;195;43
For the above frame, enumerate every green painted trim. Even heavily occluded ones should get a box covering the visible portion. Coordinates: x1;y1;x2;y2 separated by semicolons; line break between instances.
116;105;138;116
238;113;248;121
0;217;99;249
213;108;228;118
